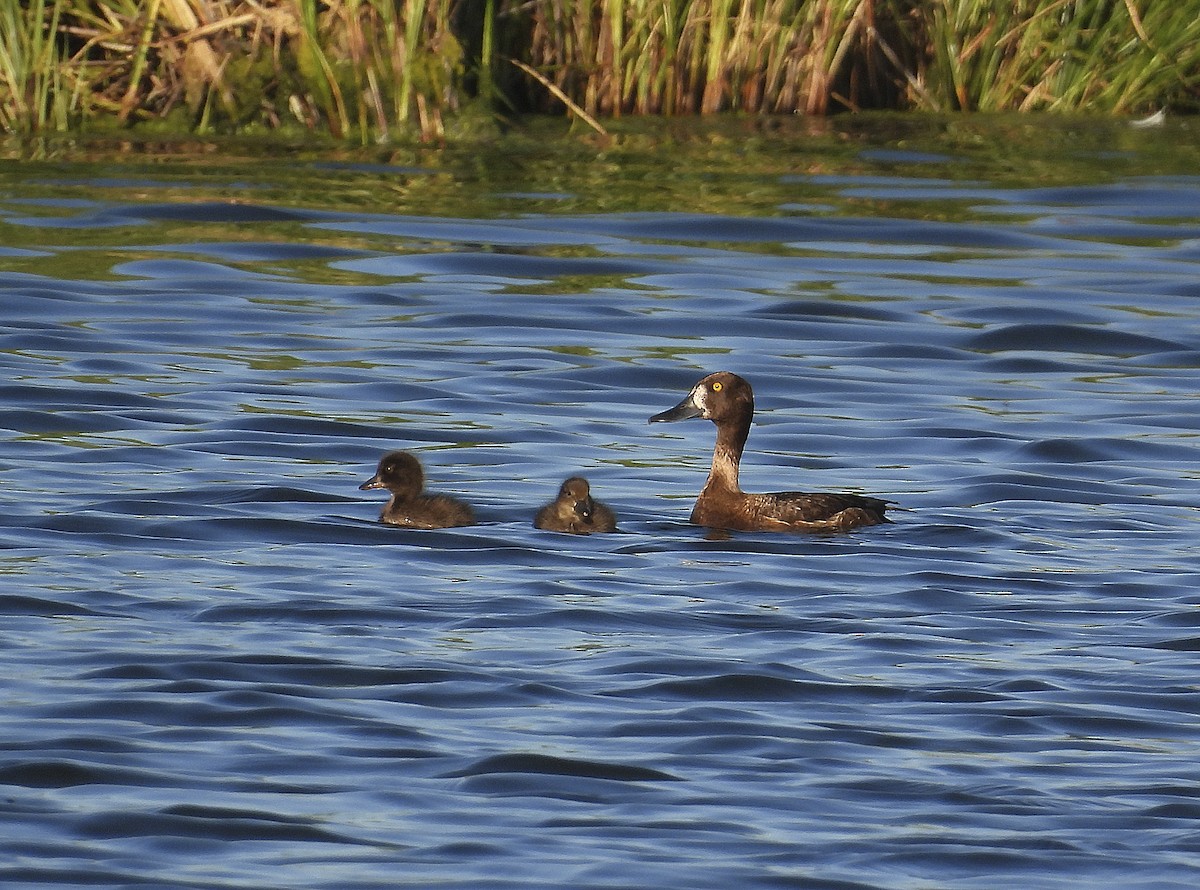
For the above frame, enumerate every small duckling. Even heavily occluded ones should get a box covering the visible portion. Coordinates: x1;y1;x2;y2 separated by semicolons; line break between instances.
534;476;617;534
359;450;474;529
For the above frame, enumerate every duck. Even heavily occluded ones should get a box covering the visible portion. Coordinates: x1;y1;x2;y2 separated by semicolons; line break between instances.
649;371;889;533
358;450;475;528
534;476;617;534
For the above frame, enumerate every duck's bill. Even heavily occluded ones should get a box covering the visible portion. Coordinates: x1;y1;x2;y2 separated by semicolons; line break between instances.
358;476;385;491
649;395;703;423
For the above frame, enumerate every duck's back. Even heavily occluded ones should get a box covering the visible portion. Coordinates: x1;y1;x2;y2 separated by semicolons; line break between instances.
583;500;618;533
382;494;474;529
693;489;887;533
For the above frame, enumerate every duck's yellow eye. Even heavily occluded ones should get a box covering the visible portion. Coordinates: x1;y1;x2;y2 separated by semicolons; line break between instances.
711;381;723;392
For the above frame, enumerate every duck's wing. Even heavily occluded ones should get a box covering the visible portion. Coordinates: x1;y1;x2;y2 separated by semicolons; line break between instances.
394;494;475;529
756;491;890;529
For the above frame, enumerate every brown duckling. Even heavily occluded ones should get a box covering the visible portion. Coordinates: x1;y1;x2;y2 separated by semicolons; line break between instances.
649;371;889;533
534;476;617;534
359;450;474;529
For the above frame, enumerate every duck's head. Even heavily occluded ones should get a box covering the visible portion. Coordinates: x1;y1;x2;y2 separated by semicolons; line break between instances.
649;371;753;426
359;450;425;497
558;476;595;521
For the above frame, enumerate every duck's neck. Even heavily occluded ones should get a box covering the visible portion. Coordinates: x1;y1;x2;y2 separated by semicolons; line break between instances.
388;484;421;505
703;416;748;495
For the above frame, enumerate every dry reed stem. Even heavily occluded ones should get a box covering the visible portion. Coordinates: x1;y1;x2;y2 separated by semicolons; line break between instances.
507;56;609;135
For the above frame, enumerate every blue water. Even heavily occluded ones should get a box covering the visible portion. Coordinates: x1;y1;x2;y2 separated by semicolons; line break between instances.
3;118;1200;888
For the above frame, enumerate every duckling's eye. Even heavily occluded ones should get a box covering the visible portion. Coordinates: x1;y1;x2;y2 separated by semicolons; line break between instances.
711;381;723;392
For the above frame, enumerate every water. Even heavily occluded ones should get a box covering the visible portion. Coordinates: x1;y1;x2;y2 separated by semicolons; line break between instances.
3;116;1200;888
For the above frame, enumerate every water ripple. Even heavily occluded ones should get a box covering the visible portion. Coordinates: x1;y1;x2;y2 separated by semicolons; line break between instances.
2;135;1199;889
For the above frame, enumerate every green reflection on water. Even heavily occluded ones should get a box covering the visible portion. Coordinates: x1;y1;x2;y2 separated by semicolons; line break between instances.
0;113;1196;284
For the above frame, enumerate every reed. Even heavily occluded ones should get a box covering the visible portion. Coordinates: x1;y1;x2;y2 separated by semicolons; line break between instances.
0;0;1195;138
518;0;884;116
0;0;461;140
905;0;1200;113
0;0;71;132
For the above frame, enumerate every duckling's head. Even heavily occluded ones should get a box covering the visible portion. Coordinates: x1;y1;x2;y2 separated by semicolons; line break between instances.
359;450;425;499
649;371;753;426
558;476;595;521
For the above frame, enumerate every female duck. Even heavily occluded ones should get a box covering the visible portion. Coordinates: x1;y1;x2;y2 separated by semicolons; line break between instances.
359;450;474;529
649;371;889;532
534;476;617;534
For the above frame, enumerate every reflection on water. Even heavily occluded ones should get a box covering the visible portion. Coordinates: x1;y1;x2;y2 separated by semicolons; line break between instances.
2;116;1200;888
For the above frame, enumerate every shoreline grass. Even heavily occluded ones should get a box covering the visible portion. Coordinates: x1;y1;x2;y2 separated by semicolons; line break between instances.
1;1;1196;140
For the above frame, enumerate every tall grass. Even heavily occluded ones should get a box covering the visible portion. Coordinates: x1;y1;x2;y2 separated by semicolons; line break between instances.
0;0;72;133
0;0;1195;138
519;0;886;115
1;0;461;140
910;0;1200;113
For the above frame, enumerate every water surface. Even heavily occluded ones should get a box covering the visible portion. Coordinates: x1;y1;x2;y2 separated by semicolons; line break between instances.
2;115;1200;889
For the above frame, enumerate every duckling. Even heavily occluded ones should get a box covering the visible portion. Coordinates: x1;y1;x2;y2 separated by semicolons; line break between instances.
650;371;889;532
534;476;617;534
358;450;474;529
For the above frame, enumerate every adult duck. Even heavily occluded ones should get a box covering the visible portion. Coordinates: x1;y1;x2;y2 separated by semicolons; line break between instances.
649;371;889;532
359;450;475;529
